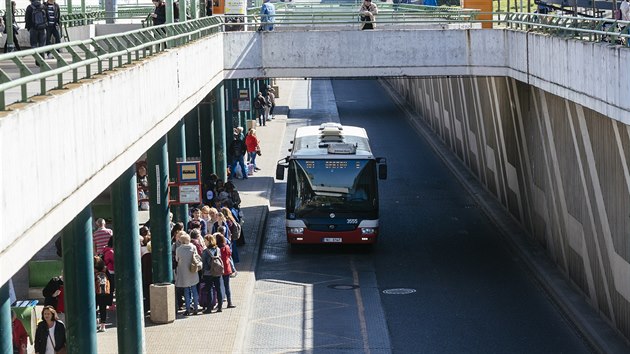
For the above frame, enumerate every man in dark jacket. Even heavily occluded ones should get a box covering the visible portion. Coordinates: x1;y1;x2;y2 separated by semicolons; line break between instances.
25;0;47;50
228;132;248;180
44;0;61;58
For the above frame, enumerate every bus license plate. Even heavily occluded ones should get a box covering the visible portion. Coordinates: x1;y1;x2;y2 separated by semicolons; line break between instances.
322;237;342;243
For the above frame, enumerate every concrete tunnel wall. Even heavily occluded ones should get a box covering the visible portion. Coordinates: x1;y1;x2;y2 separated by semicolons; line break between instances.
385;76;630;340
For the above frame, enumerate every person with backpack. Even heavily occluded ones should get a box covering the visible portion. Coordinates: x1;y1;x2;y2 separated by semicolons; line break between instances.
44;0;61;58
25;0;47;51
201;233;223;313
228;131;248;180
253;92;267;126
94;256;112;332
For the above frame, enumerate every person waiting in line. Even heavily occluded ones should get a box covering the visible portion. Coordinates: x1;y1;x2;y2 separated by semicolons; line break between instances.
260;0;275;31
12;309;28;354
188;207;208;236
359;0;378;30
94;256;112;332
34;306;66;354
201;233;222;313
102;236;116;297
44;0;61;59
175;233;200;316
3;1;21;52
216;234;236;311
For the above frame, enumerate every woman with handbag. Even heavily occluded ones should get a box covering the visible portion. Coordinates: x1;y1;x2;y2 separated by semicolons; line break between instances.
245;129;261;172
34;306;66;354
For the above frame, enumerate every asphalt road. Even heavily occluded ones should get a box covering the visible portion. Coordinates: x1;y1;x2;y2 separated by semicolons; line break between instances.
244;79;593;353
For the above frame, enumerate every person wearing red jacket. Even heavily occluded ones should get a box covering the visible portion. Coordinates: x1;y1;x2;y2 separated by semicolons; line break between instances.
12;310;28;354
245;129;261;172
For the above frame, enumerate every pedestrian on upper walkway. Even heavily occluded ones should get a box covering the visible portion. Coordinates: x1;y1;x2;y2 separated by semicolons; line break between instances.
25;0;46;51
151;0;166;25
260;0;275;31
44;0;61;59
359;0;378;30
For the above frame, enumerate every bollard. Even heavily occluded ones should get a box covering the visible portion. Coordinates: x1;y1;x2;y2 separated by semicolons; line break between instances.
150;283;176;324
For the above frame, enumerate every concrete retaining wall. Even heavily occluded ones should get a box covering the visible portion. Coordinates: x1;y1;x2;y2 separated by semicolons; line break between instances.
385;75;630;339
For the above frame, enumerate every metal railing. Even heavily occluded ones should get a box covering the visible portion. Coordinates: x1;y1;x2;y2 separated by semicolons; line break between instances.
0;6;627;110
0;16;221;110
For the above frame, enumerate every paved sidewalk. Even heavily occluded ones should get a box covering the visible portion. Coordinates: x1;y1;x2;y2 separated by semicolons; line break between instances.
95;80;294;353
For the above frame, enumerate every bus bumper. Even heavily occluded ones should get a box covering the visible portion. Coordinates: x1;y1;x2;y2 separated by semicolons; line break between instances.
286;228;378;244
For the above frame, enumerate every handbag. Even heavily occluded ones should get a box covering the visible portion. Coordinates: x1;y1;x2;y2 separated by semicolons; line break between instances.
256;146;262;156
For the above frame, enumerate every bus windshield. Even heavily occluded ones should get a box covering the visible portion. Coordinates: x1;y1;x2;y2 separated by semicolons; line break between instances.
287;159;378;218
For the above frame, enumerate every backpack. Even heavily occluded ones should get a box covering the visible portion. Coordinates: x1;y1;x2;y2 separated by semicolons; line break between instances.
230;221;242;241
95;272;110;295
253;98;262;109
31;1;47;30
206;249;224;277
190;250;203;273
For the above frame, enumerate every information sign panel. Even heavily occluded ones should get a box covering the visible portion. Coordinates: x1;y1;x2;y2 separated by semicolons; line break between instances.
179;185;201;204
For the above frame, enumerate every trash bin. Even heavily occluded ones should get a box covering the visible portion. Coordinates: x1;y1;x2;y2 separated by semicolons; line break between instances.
150;283;175;324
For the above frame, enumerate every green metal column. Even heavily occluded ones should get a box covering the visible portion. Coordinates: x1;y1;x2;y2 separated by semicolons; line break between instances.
167;119;189;225
111;166;146;354
213;82;227;181
0;283;10;354
225;80;235;142
62;206;97;354
200;93;215;181
4;0;14;52
166;0;174;23
185;110;200;160
189;0;197;19
68;0;73;13
179;0;187;22
239;79;247;128
147;135;173;283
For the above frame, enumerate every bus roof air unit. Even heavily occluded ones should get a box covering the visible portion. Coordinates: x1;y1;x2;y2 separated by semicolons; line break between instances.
327;143;357;154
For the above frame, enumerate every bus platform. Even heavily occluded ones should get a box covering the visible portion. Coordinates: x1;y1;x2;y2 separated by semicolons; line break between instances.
92;83;294;353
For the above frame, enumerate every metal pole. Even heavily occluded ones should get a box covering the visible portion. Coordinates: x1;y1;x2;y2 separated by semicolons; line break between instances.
214;82;227;181
147;135;173;284
0;282;11;354
4;0;14;52
105;0;117;23
168;119;189;225
62;206;98;354
179;0;187;22
200;94;215;182
189;0;197;19
185;110;201;160
112;166;146;354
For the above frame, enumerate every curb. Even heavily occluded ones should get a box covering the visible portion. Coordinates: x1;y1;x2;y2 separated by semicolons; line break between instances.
380;79;630;354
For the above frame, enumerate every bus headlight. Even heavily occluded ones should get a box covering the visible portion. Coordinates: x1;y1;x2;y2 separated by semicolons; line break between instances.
289;227;304;234
361;228;375;235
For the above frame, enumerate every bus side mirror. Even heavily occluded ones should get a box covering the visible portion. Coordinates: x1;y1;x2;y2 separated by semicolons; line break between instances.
378;164;387;180
376;157;387;180
276;157;288;180
276;164;285;180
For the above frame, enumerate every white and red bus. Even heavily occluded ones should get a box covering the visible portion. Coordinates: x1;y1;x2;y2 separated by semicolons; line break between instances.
276;123;387;245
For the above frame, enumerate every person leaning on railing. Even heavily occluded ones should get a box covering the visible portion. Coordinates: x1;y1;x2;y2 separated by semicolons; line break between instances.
359;0;378;30
260;0;275;31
